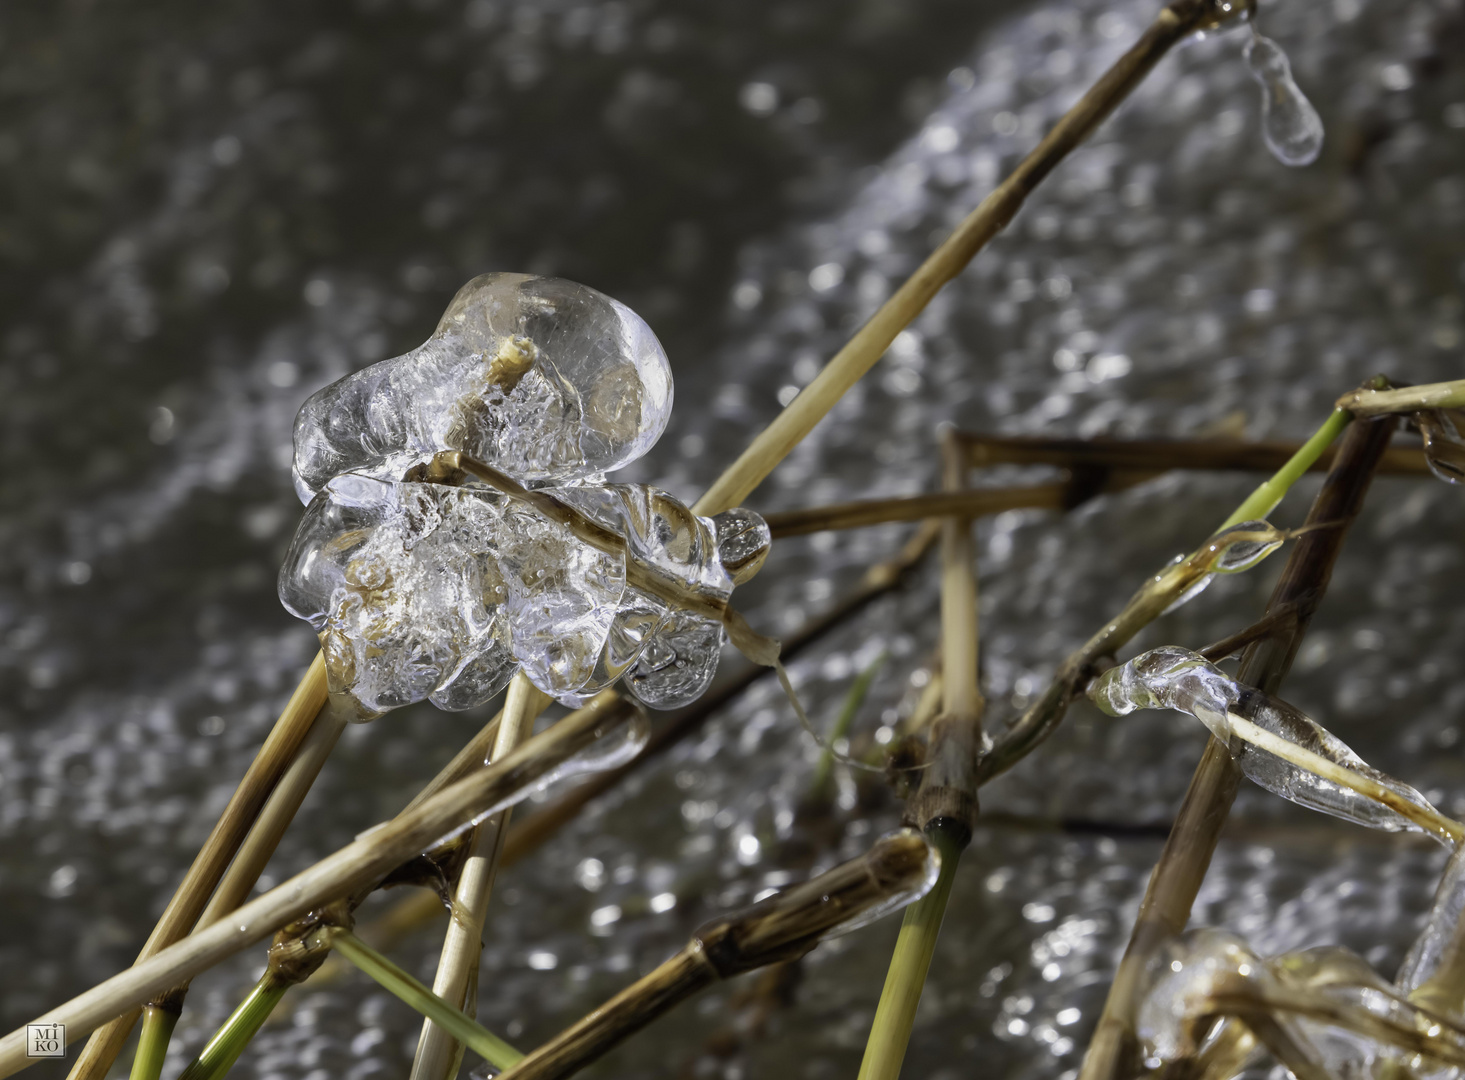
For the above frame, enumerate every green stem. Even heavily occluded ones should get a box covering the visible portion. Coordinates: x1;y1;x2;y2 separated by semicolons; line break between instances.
128;1004;179;1080
1222;409;1351;528
328;929;523;1071
810;653;886;801
856;822;968;1080
176;978;288;1080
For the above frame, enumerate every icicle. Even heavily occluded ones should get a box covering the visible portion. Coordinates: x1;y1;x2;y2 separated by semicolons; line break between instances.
1243;30;1324;166
1090;647;1452;842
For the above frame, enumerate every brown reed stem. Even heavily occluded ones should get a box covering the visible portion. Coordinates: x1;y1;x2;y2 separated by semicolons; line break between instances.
64;653;328;1080
694;0;1241;515
410;676;545;1080
1076;410;1396;1080
345;520;944;957
495;831;937;1080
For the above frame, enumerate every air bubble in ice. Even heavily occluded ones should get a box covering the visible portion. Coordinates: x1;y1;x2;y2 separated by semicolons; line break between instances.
1244;31;1324;167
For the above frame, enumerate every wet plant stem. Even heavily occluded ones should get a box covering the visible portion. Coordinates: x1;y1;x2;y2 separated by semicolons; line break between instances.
859;428;983;1079
980;407;1353;785
66;653;328;1080
1337;378;1465;416
127;1004;179;1080
856;822;968;1080
176;977;289;1080
329;928;525;1072
410;675;543;1080
1076;409;1395;1080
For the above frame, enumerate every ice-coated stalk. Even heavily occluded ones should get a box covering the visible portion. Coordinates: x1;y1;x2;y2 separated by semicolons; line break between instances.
1090;647;1461;844
1337;378;1465;417
981;407;1351;784
329;929;524;1072
1077;409;1394;1080
496;831;940;1080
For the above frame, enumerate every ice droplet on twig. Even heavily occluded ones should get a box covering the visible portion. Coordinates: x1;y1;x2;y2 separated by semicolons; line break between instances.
291;273;674;502
1418;409;1465;484
1160;519;1289;614
1244;30;1324;166
1090;647;1446;839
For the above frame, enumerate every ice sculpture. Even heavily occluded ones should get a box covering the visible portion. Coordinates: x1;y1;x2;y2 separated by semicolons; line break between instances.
1090;646;1449;841
291;273;674;502
280;275;771;717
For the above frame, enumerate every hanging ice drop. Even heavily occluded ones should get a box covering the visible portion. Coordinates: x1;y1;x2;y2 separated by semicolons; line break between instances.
1243;31;1324;166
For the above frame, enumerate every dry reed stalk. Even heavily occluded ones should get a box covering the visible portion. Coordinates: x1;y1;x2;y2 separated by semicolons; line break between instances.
956;432;1431;476
694;0;1239;515
857;430;984;1079
1336;378;1465;416
1076;412;1396;1080
64;652;329;1080
494;831;936;1080
764;484;1068;538
410;675;545;1080
0;690;635;1074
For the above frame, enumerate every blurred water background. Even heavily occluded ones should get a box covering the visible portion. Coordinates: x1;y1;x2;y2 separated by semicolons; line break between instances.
1;0;1463;1076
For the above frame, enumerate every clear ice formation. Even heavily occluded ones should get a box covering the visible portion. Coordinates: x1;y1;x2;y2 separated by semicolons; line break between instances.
1090;646;1447;840
1418;409;1465;484
1243;30;1324;167
280;274;771;716
291;273;674;502
1161;520;1289;614
280;472;769;714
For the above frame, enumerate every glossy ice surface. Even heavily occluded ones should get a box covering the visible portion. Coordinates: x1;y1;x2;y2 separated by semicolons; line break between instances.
291;273;674;501
3;0;1463;1075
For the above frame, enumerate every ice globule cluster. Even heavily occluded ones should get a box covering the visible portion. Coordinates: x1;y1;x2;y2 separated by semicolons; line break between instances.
1243;28;1324;167
279;274;771;717
1090;646;1447;841
290;273;674;502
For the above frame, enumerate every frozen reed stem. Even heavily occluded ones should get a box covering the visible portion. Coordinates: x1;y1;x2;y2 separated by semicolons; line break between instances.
1076;409;1396;1080
979;408;1352;785
859;429;984;1080
495;831;938;1080
411;674;545;1080
694;0;1241;515
1337;377;1465;416
65;651;329;1080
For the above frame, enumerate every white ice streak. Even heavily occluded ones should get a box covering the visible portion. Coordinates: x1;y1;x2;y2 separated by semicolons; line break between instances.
1090;646;1446;841
1243;30;1324;167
